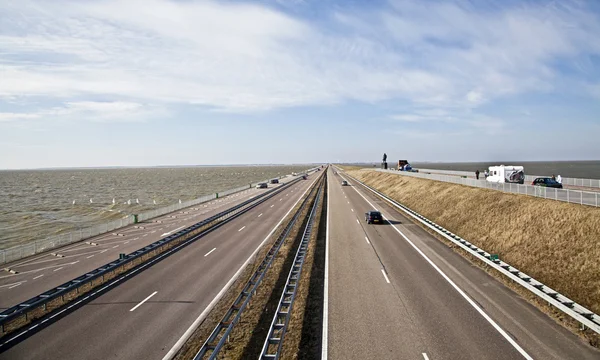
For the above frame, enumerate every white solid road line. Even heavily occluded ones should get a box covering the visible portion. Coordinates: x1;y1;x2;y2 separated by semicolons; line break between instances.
161;225;186;237
33;274;44;280
238;226;246;232
349;176;534;360
258;213;263;218
423;353;430;360
130;291;158;312
322;172;331;360
163;175;318;360
365;236;370;244
204;248;217;257
381;269;391;284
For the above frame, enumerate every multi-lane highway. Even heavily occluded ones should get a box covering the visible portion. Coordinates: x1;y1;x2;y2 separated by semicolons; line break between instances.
0;173;320;359
325;166;599;359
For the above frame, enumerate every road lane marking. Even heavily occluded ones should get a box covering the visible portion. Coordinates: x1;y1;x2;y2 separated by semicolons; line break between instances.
100;249;108;253
423;354;430;360
8;283;22;289
258;213;263;217
161;225;186;237
349;178;534;360
347;201;350;204
381;269;391;284
33;274;44;280
322;174;331;360
356;219;359;224
271;205;274;208
86;255;95;259
280;199;282;201
53;267;63;272
112;245;119;249
238;226;246;232
365;236;370;244
130;291;158;312
351;208;354;212
204;248;217;257
124;241;129;244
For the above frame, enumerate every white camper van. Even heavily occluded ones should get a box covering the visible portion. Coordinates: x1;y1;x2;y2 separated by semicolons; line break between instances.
486;165;525;184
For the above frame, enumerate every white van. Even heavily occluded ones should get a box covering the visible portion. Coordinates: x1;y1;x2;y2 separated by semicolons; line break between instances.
486;165;525;184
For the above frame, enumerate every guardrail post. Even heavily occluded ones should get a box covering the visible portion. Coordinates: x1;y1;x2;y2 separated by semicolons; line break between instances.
581;192;583;205
596;193;598;207
567;190;570;203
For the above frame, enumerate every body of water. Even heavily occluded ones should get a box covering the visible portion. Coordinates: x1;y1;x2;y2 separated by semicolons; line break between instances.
0;165;313;250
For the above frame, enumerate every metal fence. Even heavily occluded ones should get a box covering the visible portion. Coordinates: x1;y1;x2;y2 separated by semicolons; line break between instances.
415;168;600;189
375;169;600;208
0;170;315;266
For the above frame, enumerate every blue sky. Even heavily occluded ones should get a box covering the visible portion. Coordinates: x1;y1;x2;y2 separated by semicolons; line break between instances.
1;0;600;169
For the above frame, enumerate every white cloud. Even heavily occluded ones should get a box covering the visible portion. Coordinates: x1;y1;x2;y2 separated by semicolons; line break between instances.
0;0;599;118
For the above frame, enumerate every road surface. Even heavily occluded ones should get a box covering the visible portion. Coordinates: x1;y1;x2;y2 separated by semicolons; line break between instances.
325;166;599;359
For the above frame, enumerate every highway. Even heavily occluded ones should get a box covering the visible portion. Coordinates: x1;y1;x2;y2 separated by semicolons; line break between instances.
0;173;320;359
0;180;294;310
326;167;599;359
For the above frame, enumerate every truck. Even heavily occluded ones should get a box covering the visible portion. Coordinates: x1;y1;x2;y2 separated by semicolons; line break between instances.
486;165;525;184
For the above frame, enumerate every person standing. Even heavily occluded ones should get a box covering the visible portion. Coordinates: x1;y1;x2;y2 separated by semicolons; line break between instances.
475;169;480;180
557;174;562;184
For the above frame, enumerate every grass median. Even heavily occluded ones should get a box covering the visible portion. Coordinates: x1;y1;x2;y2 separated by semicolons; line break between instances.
348;169;600;345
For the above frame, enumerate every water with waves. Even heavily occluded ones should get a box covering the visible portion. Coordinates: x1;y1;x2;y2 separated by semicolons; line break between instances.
0;165;313;250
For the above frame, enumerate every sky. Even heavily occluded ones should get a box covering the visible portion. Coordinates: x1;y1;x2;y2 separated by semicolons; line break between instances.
1;0;600;169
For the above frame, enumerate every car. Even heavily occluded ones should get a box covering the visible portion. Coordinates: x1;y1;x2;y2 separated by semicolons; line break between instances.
341;180;348;186
365;211;383;224
532;177;563;188
302;175;307;180
256;183;268;189
270;179;279;184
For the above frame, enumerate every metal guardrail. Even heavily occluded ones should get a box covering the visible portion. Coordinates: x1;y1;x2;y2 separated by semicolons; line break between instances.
375;169;600;207
0;177;303;345
340;168;600;336
0;169;318;266
259;176;322;359
193;173;325;360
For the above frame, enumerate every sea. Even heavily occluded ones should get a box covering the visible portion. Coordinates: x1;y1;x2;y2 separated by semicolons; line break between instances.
0;165;314;250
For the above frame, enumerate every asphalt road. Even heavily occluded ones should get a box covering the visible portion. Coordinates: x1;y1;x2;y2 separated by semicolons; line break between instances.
0;173;320;359
0;178;299;310
326;166;600;360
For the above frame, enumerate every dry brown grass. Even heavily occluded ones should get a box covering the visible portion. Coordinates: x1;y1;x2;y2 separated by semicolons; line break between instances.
348;169;600;317
337;165;364;171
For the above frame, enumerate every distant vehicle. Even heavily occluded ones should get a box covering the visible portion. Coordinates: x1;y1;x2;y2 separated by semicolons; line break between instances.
256;183;268;189
341;180;348;186
532;177;563;188
397;160;412;171
486;165;525;184
270;179;279;184
302;175;307;180
365;211;383;224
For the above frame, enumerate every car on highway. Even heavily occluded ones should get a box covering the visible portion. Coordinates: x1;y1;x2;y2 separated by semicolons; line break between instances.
532;177;563;188
270;179;279;184
365;210;383;224
341;180;348;186
256;182;268;189
302;175;307;180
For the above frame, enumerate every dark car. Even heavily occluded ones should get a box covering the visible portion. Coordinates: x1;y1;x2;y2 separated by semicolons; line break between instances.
341;180;348;186
256;182;268;189
365;211;383;224
270;179;279;184
532;177;563;188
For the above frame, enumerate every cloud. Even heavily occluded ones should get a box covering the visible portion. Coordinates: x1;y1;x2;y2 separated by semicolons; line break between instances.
0;0;599;117
0;101;160;122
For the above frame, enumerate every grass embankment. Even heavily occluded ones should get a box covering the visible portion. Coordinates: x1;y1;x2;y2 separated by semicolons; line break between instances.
348;170;600;322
